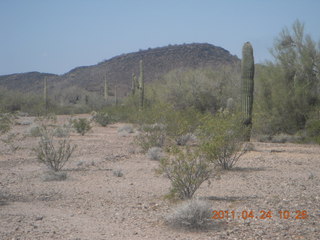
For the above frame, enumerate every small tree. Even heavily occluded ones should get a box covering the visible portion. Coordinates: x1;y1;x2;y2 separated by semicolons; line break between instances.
254;20;320;135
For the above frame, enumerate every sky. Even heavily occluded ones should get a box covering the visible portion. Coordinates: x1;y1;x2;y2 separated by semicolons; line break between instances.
1;0;320;75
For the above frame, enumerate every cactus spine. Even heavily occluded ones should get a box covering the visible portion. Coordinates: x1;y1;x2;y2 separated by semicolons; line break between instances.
44;77;48;113
138;60;144;109
241;42;255;140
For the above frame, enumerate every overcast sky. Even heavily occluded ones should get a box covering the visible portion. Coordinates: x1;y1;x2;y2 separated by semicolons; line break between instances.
1;0;319;75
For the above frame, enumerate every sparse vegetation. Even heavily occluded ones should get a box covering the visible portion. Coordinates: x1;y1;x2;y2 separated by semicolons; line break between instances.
0;113;13;135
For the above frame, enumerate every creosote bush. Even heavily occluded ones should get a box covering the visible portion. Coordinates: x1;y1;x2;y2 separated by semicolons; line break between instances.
34;125;76;171
165;199;212;230
160;147;212;199
135;123;166;152
72;118;91;136
92;112;110;127
199;114;248;170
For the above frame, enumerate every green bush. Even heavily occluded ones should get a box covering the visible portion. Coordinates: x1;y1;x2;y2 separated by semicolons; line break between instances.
198;114;248;170
72;118;92;136
92;112;110;127
160;147;212;199
148;66;240;113
305;119;320;144
253;21;320;136
135;123;166;152
0;113;13;135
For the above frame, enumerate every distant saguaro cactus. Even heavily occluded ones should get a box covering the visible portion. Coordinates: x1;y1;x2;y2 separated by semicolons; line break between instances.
131;73;137;96
114;83;118;106
138;60;144;109
44;77;48;113
104;74;108;100
241;42;255;140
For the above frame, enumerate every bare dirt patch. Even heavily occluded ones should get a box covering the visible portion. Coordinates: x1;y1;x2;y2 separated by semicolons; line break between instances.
1;115;319;239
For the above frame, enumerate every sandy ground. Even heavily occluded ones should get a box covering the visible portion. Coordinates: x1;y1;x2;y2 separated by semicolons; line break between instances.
0;115;319;240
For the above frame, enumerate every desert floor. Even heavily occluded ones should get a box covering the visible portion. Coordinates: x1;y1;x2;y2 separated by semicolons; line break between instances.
0;115;319;240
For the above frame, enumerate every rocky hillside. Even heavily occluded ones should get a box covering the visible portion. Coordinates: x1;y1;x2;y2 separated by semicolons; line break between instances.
0;43;239;97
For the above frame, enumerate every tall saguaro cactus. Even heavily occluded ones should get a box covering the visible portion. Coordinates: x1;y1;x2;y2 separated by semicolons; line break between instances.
131;73;137;96
44;77;48;113
138;60;144;109
104;74;108;101
241;42;255;140
114;83;118;106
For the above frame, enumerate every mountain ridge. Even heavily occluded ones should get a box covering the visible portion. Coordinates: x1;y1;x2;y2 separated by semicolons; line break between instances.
0;43;240;96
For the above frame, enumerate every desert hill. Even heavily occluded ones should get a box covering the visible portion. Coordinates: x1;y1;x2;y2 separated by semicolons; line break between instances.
0;43;239;97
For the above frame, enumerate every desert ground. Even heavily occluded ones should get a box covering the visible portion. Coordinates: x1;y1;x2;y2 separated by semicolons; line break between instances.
0;115;319;240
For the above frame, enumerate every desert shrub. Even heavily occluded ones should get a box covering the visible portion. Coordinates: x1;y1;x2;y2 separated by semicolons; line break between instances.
0;113;13;135
149;66;240;113
160;147;212;199
34;125;76;171
29;126;42;137
113;169;123;177
72;118;91;135
53;124;71;138
165;199;212;230
118;125;134;134
147;147;164;160
92;112;110;127
271;133;296;143
199;114;248;170
1;133;22;152
42;170;67;181
305;119;320;144
256;135;272;142
175;133;197;146
135;123;166;152
101;105;139;123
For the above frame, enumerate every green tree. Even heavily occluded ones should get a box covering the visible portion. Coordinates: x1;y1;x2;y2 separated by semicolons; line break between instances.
254;20;320;135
